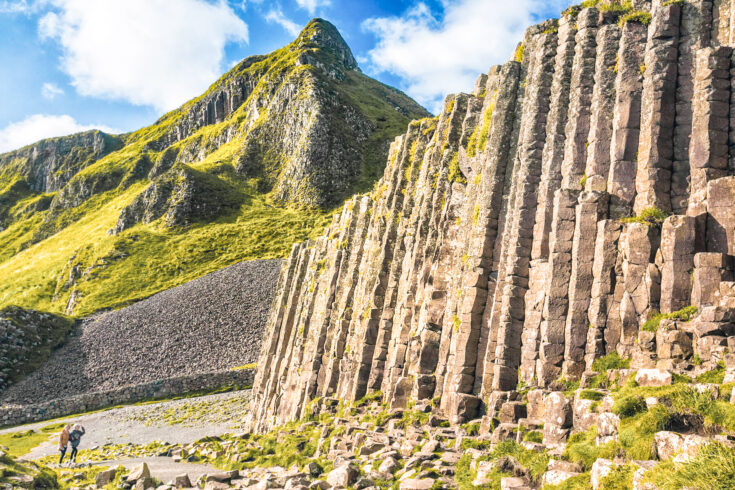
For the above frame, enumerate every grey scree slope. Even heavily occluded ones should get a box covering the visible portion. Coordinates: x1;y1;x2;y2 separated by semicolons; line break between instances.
0;259;281;405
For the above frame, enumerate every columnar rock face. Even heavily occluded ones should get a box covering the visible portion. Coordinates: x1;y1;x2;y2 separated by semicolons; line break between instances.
249;1;735;432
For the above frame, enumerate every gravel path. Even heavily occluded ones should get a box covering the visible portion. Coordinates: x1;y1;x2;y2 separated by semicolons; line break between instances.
3;390;251;460
0;260;281;405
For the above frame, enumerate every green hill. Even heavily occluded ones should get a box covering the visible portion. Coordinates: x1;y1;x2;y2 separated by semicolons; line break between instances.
0;18;429;317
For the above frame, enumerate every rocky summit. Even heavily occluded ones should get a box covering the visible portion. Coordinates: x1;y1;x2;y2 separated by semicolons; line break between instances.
0;18;429;317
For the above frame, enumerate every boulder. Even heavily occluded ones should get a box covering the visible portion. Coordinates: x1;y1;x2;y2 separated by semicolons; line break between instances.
379;457;399;474
653;431;708;461
95;467;118;487
203;482;229;490
173;474;192;488
399;478;435;489
308;481;330;490
544;392;572;427
205;471;237;483
135;477;156;490
542;469;580;486
326;463;359;487
499;401;527;424
491;423;519;443
635;369;672;387
473;460;496;486
127;462;151;482
596;412;620;444
500;476;531;489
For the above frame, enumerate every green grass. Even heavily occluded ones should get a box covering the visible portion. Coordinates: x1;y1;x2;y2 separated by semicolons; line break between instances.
620;206;669;226
643;442;735;489
641;306;698;333
543;472;591;490
466;98;495;158
696;362;726;384
0;179;333;315
563;428;622;471
0;451;58;489
455;440;549;489
0;423;66;458
599;464;635;489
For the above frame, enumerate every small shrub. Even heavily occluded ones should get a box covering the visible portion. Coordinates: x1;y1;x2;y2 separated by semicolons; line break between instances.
618;10;652;27
514;43;525;63
620;206;668;226
523;430;543;443
599;464;635;490
592;352;631;372
447;153;466;184
580;389;605;401
613;395;647;418
696;361;726;384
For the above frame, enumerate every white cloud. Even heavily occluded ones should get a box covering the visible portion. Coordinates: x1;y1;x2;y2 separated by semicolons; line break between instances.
0;0;44;14
38;0;249;112
0;114;117;153
41;82;64;100
364;0;570;113
295;0;329;15
265;8;300;36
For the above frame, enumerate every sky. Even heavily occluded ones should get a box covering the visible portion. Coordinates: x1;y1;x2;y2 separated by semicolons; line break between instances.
0;0;575;153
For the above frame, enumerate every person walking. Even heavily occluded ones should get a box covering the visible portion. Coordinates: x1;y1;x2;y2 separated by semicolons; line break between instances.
58;425;71;465
68;424;85;464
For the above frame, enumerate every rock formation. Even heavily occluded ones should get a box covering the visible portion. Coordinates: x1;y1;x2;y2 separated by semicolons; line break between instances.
249;0;735;434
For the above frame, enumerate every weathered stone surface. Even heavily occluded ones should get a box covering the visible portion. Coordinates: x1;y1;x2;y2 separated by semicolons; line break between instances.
653;431;709;461
635;369;673;387
247;2;735;437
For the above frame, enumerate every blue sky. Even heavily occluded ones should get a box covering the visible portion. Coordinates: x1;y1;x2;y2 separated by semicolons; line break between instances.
0;0;574;153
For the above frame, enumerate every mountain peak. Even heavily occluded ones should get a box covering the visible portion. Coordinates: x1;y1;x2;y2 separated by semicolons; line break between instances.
294;18;357;70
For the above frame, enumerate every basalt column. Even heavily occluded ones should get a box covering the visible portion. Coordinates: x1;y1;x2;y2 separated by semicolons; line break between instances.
633;0;682;213
520;14;577;385
491;27;558;392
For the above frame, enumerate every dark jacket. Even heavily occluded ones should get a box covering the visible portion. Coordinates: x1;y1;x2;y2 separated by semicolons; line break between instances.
69;427;85;448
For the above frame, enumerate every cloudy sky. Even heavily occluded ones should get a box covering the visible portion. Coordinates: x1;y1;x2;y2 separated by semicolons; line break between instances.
0;0;574;153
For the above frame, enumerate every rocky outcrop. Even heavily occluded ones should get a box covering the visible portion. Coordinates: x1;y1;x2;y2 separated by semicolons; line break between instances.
249;0;735;432
111;165;243;234
0;130;121;229
0;306;74;392
0;130;121;194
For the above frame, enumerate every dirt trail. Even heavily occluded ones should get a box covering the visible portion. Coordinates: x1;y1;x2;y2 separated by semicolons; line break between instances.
2;389;251;479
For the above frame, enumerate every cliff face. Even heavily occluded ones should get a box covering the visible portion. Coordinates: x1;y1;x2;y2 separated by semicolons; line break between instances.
249;0;735;432
0;19;428;317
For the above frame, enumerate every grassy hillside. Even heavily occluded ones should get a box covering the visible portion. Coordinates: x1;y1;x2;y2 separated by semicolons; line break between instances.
0;19;429;316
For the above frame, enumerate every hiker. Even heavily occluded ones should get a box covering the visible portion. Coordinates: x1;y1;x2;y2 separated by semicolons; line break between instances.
58;425;71;465
68;424;85;464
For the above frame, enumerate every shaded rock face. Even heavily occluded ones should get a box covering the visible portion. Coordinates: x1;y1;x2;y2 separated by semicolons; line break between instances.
249;1;735;431
0;130;121;194
111;165;242;234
